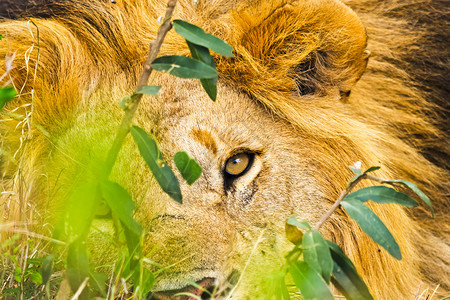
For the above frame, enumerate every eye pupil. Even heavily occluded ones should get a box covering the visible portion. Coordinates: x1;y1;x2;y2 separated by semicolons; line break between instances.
225;153;251;176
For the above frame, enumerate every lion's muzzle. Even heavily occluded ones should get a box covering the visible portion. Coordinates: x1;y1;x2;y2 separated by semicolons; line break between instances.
150;277;218;299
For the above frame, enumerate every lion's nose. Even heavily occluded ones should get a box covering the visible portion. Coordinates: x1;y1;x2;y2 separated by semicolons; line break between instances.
150;277;218;299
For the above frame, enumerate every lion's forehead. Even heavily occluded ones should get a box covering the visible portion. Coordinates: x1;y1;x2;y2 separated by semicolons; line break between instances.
144;79;291;156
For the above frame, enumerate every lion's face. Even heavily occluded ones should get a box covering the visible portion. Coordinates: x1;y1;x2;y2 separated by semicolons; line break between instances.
46;75;326;298
28;3;369;295
103;78;326;297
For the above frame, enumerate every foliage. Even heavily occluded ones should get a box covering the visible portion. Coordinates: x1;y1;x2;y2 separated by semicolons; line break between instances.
0;86;16;110
0;7;234;299
0;1;435;299
0;235;57;299
281;163;433;299
52;10;233;299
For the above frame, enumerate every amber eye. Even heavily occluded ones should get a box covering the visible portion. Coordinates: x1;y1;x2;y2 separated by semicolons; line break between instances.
225;152;252;176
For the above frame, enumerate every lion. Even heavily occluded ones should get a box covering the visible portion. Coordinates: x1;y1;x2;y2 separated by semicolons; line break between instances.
0;0;448;299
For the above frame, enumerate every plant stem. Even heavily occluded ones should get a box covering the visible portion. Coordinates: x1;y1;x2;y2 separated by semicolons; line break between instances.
365;174;388;182
313;174;366;231
103;0;178;178
313;173;389;231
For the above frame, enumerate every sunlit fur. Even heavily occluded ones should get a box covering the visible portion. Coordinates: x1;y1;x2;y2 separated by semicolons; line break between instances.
0;0;448;298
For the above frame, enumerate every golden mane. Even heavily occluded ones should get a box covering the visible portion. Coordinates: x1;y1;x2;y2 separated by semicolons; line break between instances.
1;0;448;297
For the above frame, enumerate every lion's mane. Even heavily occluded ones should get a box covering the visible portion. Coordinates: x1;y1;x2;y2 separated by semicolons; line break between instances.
0;0;448;298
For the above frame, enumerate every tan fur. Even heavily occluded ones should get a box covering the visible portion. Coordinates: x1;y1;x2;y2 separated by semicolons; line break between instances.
0;0;448;298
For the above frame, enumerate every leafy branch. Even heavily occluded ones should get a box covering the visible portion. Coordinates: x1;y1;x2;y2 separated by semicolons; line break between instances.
282;162;434;300
314;163;433;231
313;168;369;231
103;0;177;178
58;0;234;298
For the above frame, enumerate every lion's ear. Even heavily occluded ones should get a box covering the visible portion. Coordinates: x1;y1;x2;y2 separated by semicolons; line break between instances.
219;0;369;102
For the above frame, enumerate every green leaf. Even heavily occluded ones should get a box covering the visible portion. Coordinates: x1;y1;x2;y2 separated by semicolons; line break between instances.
349;161;362;175
90;272;108;297
67;239;89;299
139;268;155;296
152;56;218;79
66;182;100;242
287;215;311;230
187;41;218;101
275;272;290;300
173;19;234;57
114;247;138;282
100;180;142;259
40;254;54;285
14;266;22;282
187;41;215;66
302;230;333;283
341;199;401;260
347;175;360;187
119;96;131;110
30;271;43;285
0;86;17;111
285;220;304;245
131;126;182;203
26;257;44;265
174;151;202;185
200;77;217;101
265;271;290;300
124;226;142;266
288;261;334;300
382;179;434;216
326;241;373;300
65;183;98;300
157;165;183;203
137;85;162;96
100;181;142;236
345;186;418;207
363;166;380;173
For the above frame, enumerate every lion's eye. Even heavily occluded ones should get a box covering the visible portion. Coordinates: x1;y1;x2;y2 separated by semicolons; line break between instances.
225;152;252;176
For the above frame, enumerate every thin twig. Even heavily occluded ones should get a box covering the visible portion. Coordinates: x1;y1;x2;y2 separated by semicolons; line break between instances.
103;0;178;177
313;173;389;231
365;173;390;183
70;277;89;300
314;174;366;231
